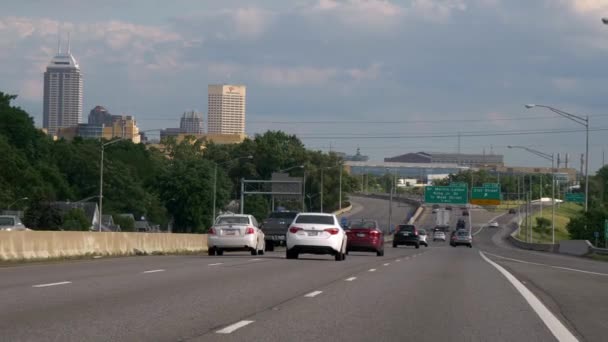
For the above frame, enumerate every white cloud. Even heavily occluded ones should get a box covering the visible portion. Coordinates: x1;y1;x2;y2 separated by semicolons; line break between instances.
569;0;608;13
411;0;467;22
347;63;382;82
233;7;276;39
552;77;579;91
309;0;404;30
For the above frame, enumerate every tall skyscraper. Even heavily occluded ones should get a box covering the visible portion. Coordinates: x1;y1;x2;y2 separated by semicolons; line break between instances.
180;111;204;134
43;41;83;136
207;85;246;134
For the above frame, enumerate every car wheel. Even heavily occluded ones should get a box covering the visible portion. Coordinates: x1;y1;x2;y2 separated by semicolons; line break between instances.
265;241;274;252
286;249;298;259
468;244;472;248
415;243;420;249
345;249;349;255
392;242;398;248
376;249;384;257
258;249;265;255
216;249;224;256
207;247;215;256
335;252;344;261
251;249;258;256
424;243;428;247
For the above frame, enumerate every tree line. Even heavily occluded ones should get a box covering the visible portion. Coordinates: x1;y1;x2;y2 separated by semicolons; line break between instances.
0;92;354;233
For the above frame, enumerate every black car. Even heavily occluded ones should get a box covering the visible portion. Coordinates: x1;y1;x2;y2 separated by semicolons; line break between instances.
445;206;453;211
393;224;420;249
508;208;517;214
432;204;440;209
462;210;469;216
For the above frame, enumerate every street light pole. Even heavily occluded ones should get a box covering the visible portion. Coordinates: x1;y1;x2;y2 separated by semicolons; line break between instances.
7;197;29;210
525;105;589;212
213;155;253;222
509;145;556;244
320;168;324;213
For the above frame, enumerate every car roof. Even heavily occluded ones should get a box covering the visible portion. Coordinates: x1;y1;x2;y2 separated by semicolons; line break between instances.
217;214;250;218
297;212;334;217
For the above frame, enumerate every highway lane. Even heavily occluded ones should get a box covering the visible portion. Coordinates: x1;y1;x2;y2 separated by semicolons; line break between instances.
0;197;587;341
341;195;414;232
475;212;608;342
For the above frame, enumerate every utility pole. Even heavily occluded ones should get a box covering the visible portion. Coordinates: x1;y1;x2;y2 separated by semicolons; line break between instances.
388;170;393;235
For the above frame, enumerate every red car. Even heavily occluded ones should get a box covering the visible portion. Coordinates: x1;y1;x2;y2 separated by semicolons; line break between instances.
345;220;385;256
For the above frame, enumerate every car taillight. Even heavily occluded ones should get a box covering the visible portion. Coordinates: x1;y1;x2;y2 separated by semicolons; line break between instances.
289;227;303;234
413;229;418;236
325;228;340;235
245;227;255;234
369;230;380;236
209;228;216;235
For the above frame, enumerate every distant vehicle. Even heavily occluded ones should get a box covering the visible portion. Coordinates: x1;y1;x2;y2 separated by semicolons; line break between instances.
445;206;453;211
286;213;347;261
434;225;449;232
418;228;429;247
462;210;469;216
432;208;438;214
345;219;384;256
433;231;446;241
456;219;466;230
488;221;499;228
451;230;473;248
432;204;440;209
508;208;517;214
0;215;28;231
393;224;420;249
208;214;265;256
261;211;298;251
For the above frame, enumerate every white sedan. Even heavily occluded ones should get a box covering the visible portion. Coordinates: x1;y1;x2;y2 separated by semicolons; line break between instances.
208;214;265;256
488;221;499;228
286;213;347;261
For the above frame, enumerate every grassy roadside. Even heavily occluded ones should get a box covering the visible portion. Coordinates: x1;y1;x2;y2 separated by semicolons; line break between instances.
516;203;581;244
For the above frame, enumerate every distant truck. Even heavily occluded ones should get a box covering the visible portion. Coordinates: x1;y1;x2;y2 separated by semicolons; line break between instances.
261;211;299;251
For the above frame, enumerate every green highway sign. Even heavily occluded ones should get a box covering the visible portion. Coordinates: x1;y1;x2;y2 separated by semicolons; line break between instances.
425;186;468;204
565;193;585;203
471;186;501;206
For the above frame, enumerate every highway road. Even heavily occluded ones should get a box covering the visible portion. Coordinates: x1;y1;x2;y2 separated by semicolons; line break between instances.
1;197;606;341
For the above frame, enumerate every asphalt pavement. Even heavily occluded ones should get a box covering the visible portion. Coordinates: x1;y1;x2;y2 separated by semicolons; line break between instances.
1;197;606;341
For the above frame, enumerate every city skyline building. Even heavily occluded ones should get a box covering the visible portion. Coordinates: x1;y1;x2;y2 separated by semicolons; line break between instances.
180;111;204;134
207;84;246;135
43;38;83;136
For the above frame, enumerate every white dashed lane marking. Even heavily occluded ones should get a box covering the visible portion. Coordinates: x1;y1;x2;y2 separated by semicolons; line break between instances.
142;269;165;274
216;320;255;334
304;291;323;298
368;268;376;272
208;263;223;266
32;281;72;288
383;263;390;266
345;277;357;281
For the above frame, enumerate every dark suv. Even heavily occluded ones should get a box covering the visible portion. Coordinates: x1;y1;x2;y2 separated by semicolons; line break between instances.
393;224;420;249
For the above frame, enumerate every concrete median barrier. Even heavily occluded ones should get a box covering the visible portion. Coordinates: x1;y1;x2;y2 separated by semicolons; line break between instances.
0;231;207;261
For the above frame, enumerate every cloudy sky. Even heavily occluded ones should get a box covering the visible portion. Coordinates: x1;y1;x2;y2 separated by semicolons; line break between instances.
1;0;608;171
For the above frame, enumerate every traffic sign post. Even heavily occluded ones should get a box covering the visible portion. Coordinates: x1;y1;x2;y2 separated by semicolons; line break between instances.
471;186;501;206
565;192;585;203
604;219;608;248
594;231;600;247
424;186;468;205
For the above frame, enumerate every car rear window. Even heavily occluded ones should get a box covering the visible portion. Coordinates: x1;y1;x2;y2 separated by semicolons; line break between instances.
269;212;298;219
457;231;470;236
419;229;426;234
350;221;377;229
295;215;335;225
398;225;415;232
0;217;15;226
216;217;249;225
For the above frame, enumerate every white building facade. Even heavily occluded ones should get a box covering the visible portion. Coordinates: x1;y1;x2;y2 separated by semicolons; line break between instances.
43;48;83;136
207;85;246;135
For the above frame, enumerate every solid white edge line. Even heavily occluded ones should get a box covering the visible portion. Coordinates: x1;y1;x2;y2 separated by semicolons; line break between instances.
483;251;608;277
142;269;165;274
304;290;323;297
250;258;261;261
208;263;223;266
32;281;72;288
368;268;376;272
216;320;255;334
345;277;357;281
479;251;578;342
